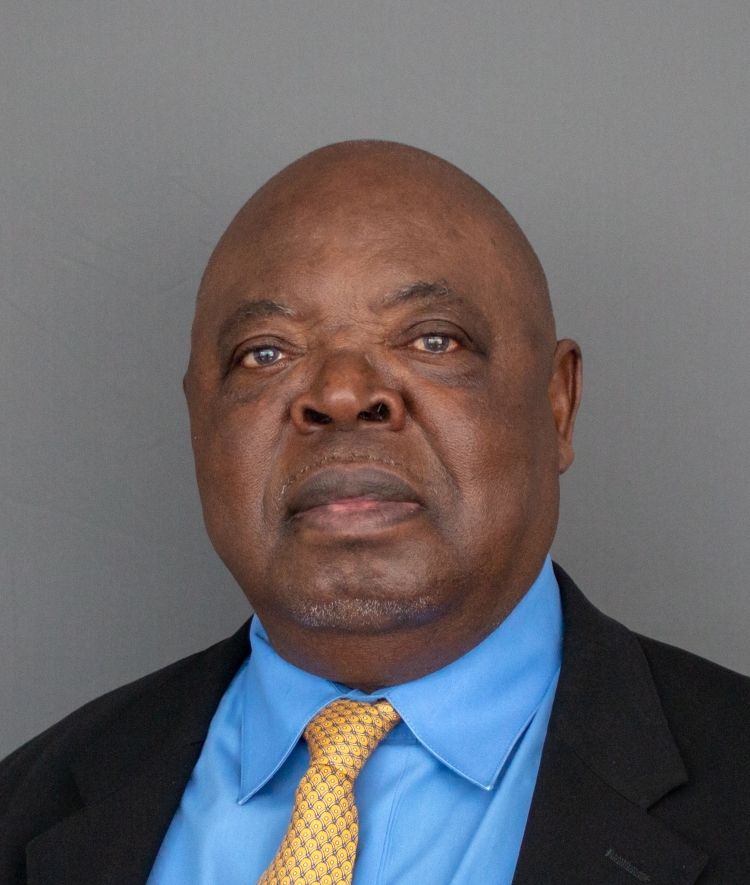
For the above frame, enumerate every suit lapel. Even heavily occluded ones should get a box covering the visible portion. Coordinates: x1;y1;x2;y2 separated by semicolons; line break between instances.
25;622;251;885
512;567;708;885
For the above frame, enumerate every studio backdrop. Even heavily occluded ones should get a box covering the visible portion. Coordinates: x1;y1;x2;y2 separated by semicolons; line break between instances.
1;0;748;758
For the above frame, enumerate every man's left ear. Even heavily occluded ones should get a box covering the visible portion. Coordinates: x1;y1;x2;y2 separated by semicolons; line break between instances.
548;339;583;474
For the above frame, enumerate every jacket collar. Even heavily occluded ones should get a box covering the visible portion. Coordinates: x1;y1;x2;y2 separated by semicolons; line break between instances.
511;565;707;885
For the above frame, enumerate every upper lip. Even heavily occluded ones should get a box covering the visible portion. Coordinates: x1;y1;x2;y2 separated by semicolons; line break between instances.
285;465;424;517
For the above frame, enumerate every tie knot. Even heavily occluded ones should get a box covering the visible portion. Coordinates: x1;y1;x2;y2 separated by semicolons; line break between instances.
304;698;400;780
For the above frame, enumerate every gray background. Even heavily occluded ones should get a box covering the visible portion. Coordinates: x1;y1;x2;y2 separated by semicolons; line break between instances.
1;0;748;759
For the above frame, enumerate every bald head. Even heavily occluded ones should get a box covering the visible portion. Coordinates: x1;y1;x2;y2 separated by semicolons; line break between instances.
196;140;555;353
185;139;581;690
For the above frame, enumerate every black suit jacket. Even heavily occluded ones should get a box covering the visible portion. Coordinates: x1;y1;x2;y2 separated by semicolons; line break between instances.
1;566;749;884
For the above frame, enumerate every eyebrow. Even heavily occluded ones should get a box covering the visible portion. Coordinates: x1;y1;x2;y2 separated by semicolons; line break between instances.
218;299;296;344
380;280;461;309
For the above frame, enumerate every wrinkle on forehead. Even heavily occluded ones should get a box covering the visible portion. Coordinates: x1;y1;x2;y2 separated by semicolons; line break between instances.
194;140;556;356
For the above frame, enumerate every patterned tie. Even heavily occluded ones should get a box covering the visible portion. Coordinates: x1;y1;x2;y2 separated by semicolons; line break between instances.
257;698;401;885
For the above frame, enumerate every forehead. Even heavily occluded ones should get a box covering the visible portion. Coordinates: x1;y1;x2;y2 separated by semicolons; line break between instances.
199;189;527;330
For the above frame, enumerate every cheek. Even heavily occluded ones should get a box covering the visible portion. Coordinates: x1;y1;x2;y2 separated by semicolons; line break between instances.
426;382;555;537
193;396;284;543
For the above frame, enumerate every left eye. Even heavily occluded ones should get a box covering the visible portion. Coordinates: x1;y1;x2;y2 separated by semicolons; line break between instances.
242;346;283;367
413;334;458;354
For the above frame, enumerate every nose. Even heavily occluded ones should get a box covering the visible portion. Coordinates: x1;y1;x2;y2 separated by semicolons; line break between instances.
290;350;406;434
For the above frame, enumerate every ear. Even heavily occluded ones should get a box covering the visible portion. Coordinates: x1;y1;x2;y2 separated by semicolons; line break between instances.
548;339;582;474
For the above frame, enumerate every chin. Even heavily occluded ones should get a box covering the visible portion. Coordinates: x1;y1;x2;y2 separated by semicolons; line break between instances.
283;592;443;634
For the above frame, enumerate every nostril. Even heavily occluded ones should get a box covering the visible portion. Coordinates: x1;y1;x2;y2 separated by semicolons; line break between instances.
358;402;390;422
303;407;333;425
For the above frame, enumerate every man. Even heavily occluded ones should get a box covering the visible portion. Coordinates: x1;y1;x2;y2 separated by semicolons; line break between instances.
1;141;748;884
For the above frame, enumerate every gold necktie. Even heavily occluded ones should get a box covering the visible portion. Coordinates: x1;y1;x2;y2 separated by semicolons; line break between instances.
257;698;401;885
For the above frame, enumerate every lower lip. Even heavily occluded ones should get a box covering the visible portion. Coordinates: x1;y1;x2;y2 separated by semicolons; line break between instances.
293;497;423;533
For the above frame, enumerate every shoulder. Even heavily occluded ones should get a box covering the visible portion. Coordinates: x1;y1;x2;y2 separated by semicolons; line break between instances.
557;560;750;768
0;622;251;821
637;631;750;714
555;562;750;727
636;632;750;774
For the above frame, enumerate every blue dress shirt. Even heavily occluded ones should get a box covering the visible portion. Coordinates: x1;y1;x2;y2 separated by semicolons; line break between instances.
147;556;562;885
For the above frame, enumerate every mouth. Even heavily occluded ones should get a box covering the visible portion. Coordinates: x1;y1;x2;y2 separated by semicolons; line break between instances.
285;465;425;534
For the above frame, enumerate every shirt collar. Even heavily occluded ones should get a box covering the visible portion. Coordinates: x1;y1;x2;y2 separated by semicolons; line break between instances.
239;555;562;801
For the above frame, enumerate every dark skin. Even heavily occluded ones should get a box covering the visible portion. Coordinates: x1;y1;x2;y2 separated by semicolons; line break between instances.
185;141;582;692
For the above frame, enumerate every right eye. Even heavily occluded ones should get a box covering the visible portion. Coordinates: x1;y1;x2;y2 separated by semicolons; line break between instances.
240;345;283;367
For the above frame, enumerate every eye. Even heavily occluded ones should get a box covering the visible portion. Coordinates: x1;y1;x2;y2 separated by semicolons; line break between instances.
240;345;283;367
412;334;459;354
